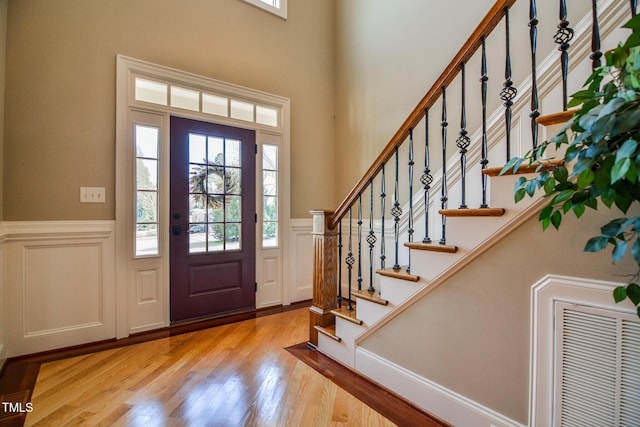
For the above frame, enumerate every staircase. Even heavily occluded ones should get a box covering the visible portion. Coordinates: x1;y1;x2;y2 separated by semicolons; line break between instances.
309;0;635;426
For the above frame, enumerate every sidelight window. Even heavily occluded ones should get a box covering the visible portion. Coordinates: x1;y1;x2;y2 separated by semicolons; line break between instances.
135;124;160;256
262;144;278;247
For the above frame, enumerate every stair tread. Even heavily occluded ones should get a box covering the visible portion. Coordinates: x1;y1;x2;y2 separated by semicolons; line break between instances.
353;290;389;306
439;207;505;217
404;242;458;253
536;108;577;126
483;159;565;177
314;324;341;342
331;307;363;325
376;267;420;282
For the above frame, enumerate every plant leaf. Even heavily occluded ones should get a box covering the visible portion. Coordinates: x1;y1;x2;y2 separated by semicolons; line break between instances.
612;240;628;263
627;283;640;305
614;286;628;303
551;211;562;230
584;236;609;252
616;139;638;162
577;169;595;189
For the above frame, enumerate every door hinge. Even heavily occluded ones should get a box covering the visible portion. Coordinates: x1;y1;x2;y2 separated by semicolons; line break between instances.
255;144;258;154
255;282;258;292
255;213;258;223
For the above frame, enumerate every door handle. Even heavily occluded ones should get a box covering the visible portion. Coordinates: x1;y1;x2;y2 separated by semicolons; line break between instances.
172;225;182;236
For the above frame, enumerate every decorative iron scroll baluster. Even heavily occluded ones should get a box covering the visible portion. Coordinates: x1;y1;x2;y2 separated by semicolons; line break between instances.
591;0;602;70
555;0;574;111
367;180;376;292
480;38;489;208
407;128;415;273
380;163;386;269
392;147;402;270
345;207;354;311
457;63;470;209
501;7;517;162
357;193;363;291
338;219;343;308
421;108;432;244
529;0;540;156
632;0;638;16
440;86;448;245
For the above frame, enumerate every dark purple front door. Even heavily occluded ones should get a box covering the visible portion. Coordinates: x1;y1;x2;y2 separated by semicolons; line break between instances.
170;117;256;322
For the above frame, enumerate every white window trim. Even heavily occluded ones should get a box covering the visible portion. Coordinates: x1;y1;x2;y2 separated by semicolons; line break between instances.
239;0;287;19
116;55;291;338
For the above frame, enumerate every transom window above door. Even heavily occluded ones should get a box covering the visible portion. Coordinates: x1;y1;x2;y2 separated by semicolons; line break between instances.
133;77;280;129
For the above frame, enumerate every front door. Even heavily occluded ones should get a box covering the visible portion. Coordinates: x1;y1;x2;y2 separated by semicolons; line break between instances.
170;116;256;322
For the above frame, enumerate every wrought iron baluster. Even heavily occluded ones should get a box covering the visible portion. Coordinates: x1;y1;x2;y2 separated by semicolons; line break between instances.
439;86;448;245
457;63;470;209
529;0;540;156
555;0;574;111
407;128;415;273
380;163;386;269
367;180;376;292
345;207;354;311
357;193;363;291
480;37;489;208
421;108;432;244
338;218;343;308
591;0;602;70
392;147;402;270
501;7;517;162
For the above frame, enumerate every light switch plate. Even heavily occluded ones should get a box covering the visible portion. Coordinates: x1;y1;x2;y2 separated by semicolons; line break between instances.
80;187;105;203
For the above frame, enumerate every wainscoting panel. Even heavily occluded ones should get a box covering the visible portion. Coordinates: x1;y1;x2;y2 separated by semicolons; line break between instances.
24;243;103;335
3;221;116;357
289;219;313;302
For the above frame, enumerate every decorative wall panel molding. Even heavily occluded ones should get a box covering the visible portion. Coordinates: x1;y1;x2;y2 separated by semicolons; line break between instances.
3;221;116;357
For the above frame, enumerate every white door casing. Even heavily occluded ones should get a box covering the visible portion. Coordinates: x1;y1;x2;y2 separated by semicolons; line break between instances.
116;55;291;337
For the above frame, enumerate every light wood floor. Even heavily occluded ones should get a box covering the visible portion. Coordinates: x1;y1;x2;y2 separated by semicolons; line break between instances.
24;308;396;426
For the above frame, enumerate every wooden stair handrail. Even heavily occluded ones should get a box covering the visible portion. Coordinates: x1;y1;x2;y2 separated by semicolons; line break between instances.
328;0;517;229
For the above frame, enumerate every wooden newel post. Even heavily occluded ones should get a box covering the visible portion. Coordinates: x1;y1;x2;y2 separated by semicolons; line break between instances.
308;210;338;347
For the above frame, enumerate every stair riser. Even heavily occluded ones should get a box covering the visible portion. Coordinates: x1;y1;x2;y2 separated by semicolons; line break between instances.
379;276;424;305
356;299;392;326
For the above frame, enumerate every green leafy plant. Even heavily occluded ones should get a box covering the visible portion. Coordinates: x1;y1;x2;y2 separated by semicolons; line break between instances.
502;15;640;317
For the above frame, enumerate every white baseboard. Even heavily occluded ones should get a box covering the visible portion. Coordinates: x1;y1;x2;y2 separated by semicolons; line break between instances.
356;347;525;427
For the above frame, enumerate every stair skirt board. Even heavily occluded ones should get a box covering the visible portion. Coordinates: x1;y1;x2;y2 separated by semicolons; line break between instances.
356;347;525;427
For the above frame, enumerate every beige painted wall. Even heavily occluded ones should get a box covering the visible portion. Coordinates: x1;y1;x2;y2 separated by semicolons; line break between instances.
361;205;639;424
3;0;335;220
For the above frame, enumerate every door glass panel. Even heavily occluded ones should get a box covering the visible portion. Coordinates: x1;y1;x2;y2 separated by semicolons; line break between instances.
188;133;243;253
207;137;224;165
208;224;224;252
225;168;241;194
225;196;241;222
189;134;207;164
226;224;241;250
189;227;207;253
225;139;241;167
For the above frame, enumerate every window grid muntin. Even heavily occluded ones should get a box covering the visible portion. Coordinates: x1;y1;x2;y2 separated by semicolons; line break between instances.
189;132;243;253
135;124;160;257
